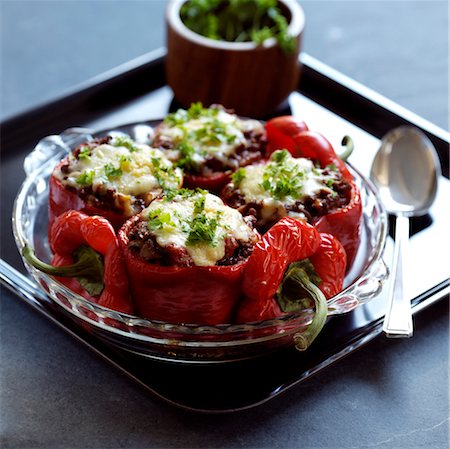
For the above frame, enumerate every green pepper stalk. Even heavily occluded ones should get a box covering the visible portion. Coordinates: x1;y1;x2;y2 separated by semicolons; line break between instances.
24;211;132;314
339;135;354;161
23;245;105;296
276;260;328;351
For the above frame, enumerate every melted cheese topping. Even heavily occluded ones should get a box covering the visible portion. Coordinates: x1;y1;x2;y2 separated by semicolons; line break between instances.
237;151;338;220
55;137;183;215
154;108;263;169
143;192;255;267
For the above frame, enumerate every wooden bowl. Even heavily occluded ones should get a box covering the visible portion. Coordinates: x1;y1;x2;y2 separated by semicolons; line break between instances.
166;0;305;118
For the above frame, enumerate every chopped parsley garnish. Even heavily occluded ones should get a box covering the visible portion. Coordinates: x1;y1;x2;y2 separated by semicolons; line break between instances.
113;136;139;152
77;146;91;161
164;188;201;202
187;101;210;119
76;170;94;186
176;141;197;171
209;119;236;144
187;193;223;247
193;195;206;214
151;156;181;191
231;168;246;186
148;190;224;248
119;155;131;163
260;150;304;200
164;102;219;127
161;103;243;171
104;163;122;179
259;150;342;200
183;118;237;149
147;209;176;231
186;213;219;247
272;149;289;163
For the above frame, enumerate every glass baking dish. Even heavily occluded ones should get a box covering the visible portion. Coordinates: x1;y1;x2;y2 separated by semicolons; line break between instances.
13;122;389;363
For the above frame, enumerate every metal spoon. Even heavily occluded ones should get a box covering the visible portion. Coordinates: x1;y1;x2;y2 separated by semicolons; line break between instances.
370;126;440;338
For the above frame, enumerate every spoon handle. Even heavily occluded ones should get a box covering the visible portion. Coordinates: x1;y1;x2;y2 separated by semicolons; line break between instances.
383;214;413;338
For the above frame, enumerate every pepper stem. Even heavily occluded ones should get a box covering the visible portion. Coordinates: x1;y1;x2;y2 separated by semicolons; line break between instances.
22;245;104;296
339;135;354;161
277;261;328;351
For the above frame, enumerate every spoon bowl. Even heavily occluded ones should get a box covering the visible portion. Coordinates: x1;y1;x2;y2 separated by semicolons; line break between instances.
372;127;440;215
370;126;441;337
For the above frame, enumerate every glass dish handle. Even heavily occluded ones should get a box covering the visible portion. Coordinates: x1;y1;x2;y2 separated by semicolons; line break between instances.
328;258;389;315
23;127;94;176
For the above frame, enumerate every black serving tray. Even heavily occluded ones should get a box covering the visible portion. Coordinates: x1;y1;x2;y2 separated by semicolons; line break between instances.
1;50;449;412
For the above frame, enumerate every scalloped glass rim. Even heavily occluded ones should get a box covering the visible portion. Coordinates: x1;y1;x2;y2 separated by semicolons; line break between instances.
12;123;389;357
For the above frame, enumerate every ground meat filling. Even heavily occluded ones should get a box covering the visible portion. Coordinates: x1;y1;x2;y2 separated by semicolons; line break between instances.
62;183;158;216
216;235;255;266
201;128;267;174
127;219;255;267
292;178;352;219
127;220;194;267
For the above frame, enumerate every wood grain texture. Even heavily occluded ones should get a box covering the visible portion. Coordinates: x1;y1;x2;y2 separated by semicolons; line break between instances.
165;1;303;118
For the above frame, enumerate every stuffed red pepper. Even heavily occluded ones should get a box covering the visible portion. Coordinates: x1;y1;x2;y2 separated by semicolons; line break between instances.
263;116;362;266
118;189;259;325
221;149;353;231
49;135;183;230
151;103;267;192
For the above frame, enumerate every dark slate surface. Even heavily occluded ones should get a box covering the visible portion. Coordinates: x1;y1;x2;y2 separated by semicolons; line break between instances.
1;1;448;448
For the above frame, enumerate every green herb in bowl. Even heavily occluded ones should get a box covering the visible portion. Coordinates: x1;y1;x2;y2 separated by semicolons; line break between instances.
180;0;296;53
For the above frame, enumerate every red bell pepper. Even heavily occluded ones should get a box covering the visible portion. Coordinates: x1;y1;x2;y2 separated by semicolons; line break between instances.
265;116;362;266
23;210;133;314
313;185;361;270
241;217;321;304
183;171;231;193
309;232;347;298
237;217;346;349
265;116;309;153
49;162;130;231
118;216;251;325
